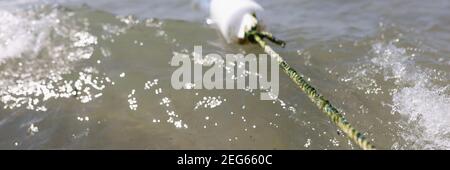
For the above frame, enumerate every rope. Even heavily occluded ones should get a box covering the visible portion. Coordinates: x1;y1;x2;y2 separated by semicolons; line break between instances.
245;29;376;150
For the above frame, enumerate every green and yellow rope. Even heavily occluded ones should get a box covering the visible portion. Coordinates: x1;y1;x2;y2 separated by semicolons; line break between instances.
245;29;376;150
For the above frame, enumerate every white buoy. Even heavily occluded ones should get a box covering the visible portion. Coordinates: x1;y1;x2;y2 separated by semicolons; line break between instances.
209;0;263;43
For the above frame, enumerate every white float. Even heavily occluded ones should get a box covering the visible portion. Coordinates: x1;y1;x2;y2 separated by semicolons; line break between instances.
209;0;263;43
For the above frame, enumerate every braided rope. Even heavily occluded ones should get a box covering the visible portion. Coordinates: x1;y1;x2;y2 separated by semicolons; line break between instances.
248;32;376;150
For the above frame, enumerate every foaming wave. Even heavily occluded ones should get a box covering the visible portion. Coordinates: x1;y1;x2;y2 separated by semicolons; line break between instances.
341;37;450;149
368;41;450;149
0;6;111;112
0;9;49;60
392;84;450;149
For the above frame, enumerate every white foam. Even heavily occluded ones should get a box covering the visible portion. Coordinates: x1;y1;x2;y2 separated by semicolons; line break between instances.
0;10;50;61
371;42;450;149
393;84;450;149
0;7;108;111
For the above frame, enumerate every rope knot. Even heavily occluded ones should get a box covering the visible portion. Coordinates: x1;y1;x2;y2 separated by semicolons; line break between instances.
244;15;286;47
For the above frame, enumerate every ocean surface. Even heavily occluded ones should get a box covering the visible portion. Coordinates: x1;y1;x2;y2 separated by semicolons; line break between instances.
0;0;449;149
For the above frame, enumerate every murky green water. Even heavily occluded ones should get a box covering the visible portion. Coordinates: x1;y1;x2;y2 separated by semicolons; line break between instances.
0;0;449;150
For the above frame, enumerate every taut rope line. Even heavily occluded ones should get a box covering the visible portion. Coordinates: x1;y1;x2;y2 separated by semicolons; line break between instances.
245;28;376;150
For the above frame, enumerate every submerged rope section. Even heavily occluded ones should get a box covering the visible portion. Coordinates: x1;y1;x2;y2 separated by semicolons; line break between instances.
245;29;376;150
